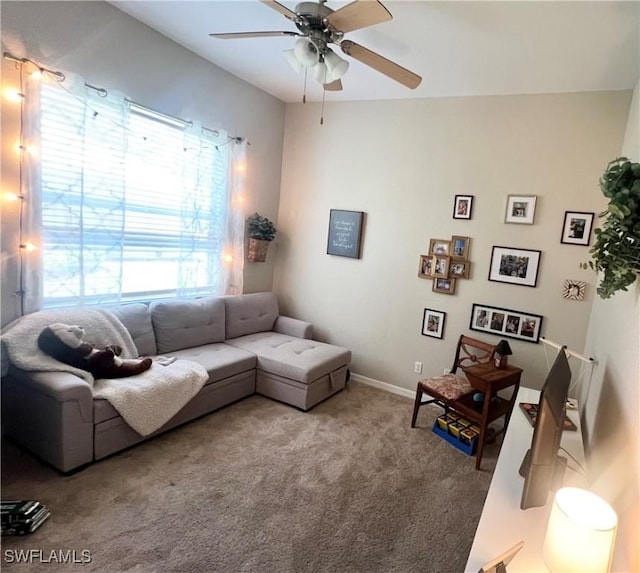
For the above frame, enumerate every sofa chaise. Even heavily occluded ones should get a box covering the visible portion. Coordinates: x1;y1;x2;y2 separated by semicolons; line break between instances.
1;292;351;473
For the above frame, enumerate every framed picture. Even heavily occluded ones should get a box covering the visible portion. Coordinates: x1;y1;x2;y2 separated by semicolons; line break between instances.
450;235;470;260
433;277;456;295
418;255;434;278
488;246;541;288
449;260;471;279
327;209;364;258
429;239;451;256
505;195;537;225
470;303;543;343
453;195;473;220
433;255;450;278
422;308;446;339
563;279;586;301
561;211;594;246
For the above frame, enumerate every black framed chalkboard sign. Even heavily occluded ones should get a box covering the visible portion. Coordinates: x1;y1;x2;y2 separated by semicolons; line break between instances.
327;209;365;259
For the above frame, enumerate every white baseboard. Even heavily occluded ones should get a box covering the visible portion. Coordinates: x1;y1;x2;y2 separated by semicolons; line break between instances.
349;372;415;400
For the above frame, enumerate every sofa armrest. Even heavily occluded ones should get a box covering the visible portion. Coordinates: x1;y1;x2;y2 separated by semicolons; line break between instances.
8;369;93;411
2;370;94;472
273;316;313;340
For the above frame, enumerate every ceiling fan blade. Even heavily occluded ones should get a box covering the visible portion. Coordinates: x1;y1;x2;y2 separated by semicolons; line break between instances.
210;31;300;40
340;40;422;89
326;0;392;33
259;0;299;21
324;79;343;91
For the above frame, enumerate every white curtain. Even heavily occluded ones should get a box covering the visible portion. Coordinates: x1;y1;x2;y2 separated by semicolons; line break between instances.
223;139;247;295
22;71;130;313
21;68;237;312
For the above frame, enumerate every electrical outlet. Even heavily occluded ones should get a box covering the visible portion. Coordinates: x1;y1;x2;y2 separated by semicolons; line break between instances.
443;368;451;375
414;361;423;374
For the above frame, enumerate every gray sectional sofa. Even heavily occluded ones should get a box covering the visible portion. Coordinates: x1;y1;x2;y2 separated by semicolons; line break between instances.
1;292;351;473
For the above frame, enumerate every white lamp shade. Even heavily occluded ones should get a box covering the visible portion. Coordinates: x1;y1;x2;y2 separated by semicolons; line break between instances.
313;61;328;84
543;487;618;573
284;49;303;74
293;38;319;68
324;49;349;80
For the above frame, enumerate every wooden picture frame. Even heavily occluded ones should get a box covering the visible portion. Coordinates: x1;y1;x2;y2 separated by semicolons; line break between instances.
433;277;456;295
418;255;434;278
560;211;594;246
422;308;446;339
327;209;364;258
505;195;537;225
429;239;451;256
449;260;471;279
470;303;543;343
450;235;470;260
478;540;525;573
433;255;450;278
453;195;473;220
488;246;541;288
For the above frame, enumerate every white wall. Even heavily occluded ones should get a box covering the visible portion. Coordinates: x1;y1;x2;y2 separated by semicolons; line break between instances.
275;92;630;392
0;1;285;327
582;79;639;573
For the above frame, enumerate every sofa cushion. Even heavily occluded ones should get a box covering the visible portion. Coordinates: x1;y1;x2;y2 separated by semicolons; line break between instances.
150;297;225;353
109;303;157;357
168;343;256;384
225;332;351;384
224;292;279;340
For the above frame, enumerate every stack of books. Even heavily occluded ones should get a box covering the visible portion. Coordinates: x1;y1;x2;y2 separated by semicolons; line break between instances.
1;500;50;536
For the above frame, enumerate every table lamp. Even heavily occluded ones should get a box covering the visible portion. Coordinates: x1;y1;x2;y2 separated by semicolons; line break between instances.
494;339;512;369
542;487;618;572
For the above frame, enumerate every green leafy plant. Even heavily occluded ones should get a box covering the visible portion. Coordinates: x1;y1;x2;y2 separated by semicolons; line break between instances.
247;212;277;242
581;157;640;299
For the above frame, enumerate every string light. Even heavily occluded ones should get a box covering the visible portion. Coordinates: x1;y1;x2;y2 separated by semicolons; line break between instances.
4;88;24;102
4;192;24;202
19;242;36;252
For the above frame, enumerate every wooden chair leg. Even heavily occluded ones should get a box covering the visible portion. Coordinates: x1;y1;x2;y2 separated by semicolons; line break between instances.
411;385;424;428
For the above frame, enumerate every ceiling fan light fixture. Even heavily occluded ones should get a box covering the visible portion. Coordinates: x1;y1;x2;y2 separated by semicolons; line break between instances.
293;38;319;68
324;49;349;80
284;48;303;74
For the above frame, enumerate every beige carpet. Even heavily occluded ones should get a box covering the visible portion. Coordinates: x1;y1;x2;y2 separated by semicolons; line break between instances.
1;382;499;573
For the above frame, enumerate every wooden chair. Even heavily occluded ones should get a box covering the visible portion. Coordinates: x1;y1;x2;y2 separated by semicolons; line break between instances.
411;334;500;469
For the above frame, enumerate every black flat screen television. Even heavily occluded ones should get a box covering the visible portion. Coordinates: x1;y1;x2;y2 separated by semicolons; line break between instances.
519;346;572;510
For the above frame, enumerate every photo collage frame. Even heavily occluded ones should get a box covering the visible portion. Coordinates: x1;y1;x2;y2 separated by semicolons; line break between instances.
418;235;472;295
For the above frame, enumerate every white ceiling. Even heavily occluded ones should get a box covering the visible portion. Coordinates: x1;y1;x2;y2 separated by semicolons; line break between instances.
109;1;640;103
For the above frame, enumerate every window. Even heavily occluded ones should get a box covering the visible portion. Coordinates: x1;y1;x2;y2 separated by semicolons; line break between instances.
36;81;230;308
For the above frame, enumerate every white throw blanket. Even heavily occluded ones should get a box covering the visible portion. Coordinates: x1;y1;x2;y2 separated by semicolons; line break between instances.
94;360;208;436
1;308;209;436
1;308;138;384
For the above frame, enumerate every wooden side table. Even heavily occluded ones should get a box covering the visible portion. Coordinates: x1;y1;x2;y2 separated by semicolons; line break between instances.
454;362;523;470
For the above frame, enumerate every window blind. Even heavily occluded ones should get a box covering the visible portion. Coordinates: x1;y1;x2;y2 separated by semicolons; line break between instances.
37;81;229;308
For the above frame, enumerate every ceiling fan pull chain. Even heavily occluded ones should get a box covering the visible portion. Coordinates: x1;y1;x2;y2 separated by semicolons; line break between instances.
320;86;326;125
303;68;308;103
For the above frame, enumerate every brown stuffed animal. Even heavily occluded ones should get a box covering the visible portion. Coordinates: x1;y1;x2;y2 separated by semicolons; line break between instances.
38;323;152;379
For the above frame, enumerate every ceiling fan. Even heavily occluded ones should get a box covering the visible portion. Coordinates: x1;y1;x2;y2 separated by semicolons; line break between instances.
210;0;422;92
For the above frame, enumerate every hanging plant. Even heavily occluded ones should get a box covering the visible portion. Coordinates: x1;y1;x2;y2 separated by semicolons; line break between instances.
581;157;640;299
247;213;277;242
246;213;277;262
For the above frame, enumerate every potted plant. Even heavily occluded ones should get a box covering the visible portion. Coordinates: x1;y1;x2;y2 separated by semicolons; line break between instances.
246;212;277;262
581;157;640;299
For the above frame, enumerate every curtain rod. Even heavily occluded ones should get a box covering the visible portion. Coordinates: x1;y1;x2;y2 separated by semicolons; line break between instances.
540;337;597;365
4;51;246;143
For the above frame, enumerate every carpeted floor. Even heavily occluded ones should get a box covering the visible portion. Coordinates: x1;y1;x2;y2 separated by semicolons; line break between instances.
1;382;499;573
